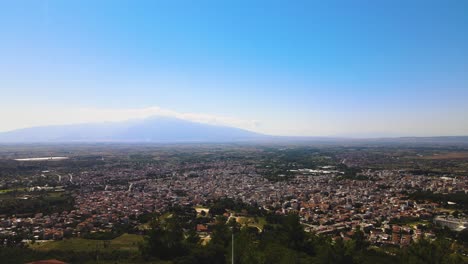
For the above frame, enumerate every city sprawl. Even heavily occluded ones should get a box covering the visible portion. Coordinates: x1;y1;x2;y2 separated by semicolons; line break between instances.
0;143;467;262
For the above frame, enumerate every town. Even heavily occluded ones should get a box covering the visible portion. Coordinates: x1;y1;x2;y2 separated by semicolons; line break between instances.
0;144;467;263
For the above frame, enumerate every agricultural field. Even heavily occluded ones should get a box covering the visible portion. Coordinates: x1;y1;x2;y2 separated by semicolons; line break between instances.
419;152;468;160
30;233;144;253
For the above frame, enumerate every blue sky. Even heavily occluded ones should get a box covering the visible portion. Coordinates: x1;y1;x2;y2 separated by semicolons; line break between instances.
1;0;467;136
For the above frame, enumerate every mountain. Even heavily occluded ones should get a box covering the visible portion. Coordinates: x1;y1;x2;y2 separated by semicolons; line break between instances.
1;118;467;144
0;117;265;143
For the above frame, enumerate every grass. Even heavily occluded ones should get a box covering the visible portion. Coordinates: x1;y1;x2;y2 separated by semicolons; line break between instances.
194;206;210;214
371;244;401;256
30;233;144;253
83;260;171;264
233;216;267;231
0;187;28;194
159;212;173;220
47;191;65;198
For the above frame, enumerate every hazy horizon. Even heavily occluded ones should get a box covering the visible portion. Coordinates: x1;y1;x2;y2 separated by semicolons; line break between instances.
1;1;467;137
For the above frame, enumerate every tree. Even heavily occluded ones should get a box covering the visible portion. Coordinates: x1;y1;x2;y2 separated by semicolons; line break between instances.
400;237;463;264
209;216;230;248
140;216;188;260
352;226;369;251
185;229;200;245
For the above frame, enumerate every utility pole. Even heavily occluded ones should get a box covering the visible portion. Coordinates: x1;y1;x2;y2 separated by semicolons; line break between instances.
231;231;234;264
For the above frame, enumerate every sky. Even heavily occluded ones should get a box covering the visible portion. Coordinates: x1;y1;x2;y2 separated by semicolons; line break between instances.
1;0;467;137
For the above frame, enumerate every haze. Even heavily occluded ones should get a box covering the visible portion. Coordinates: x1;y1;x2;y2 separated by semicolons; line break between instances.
1;1;467;137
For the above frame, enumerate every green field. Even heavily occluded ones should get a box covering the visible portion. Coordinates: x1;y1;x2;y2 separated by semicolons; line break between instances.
0;190;74;215
30;233;144;252
0;187;28;194
83;260;171;264
233;216;267;231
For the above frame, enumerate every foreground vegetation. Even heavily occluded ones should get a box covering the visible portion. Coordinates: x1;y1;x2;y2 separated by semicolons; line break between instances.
1;207;465;264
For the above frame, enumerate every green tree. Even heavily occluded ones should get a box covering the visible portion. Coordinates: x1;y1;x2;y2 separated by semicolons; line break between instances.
140;216;188;260
400;237;464;264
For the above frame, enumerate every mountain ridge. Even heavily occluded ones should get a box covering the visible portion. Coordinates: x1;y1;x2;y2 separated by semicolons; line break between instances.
0;117;264;143
1;117;467;144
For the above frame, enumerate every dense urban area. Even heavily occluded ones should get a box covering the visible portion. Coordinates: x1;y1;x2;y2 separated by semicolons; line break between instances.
0;143;467;263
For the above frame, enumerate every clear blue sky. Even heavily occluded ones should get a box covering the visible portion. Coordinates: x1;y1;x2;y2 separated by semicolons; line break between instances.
1;0;467;136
